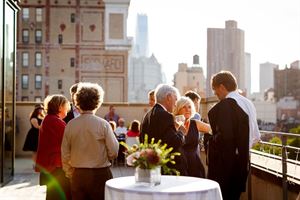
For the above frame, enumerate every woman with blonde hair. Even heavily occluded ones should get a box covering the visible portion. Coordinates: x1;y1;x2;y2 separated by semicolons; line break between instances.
173;96;211;178
35;94;71;200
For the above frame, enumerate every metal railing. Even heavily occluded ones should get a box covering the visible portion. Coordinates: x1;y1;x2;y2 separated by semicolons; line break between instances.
250;131;300;200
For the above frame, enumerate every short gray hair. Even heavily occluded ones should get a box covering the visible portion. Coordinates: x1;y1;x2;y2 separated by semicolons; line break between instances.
155;84;180;104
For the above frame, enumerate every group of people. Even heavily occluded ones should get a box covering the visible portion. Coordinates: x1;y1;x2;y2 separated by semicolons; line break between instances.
140;71;260;200
22;70;260;200
23;82;119;200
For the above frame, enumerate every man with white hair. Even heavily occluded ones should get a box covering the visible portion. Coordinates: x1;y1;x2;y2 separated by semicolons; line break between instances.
140;84;187;176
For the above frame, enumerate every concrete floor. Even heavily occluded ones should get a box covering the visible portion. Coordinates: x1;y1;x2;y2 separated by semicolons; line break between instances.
0;157;134;200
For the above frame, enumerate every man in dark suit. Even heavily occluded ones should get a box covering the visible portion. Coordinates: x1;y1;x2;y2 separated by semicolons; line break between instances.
140;84;187;176
207;71;250;200
63;83;80;124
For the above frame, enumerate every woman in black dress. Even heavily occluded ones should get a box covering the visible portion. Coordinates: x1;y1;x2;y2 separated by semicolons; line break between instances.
173;96;211;178
23;104;44;165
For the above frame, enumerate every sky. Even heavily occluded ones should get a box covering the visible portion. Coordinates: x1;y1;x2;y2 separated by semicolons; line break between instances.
126;0;300;93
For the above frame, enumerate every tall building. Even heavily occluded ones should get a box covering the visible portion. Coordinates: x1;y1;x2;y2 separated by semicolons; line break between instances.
128;54;163;102
174;55;206;98
133;14;149;58
274;66;300;101
206;20;245;97
245;52;251;96
17;0;131;102
128;14;164;103
259;62;278;93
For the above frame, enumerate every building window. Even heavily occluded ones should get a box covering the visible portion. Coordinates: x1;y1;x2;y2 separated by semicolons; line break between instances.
35;29;42;43
36;8;42;22
35;96;42;102
22;29;29;43
22;96;29;101
71;13;75;23
58;80;63;89
35;52;42;67
22;8;29;20
70;58;75;67
35;75;42;89
22;52;29;67
22;75;29;89
58;34;63;44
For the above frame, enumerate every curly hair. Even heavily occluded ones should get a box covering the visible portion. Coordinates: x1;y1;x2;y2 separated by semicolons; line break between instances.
75;82;104;111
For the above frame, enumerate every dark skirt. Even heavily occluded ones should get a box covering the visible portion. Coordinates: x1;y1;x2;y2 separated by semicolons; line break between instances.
23;128;39;152
184;149;206;178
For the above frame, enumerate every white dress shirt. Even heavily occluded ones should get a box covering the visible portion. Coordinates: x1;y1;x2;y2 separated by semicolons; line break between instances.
115;126;128;136
226;91;261;148
72;105;80;118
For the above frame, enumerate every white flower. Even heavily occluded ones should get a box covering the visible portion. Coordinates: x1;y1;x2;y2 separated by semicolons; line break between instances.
126;151;140;166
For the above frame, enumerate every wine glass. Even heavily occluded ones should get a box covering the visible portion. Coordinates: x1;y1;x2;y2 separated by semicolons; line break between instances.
175;115;185;126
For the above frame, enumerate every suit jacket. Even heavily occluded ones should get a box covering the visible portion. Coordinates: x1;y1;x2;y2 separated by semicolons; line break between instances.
140;104;187;175
63;104;75;124
207;98;249;195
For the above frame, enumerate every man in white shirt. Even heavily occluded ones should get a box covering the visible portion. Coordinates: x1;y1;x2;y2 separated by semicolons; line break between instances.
207;71;258;200
227;89;261;148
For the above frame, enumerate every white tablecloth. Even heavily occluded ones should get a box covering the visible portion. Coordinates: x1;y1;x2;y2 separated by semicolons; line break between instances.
105;175;222;200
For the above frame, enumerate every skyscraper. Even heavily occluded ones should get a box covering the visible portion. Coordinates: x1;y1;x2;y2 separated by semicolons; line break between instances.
245;52;251;96
133;14;149;58
128;54;163;102
206;20;245;97
128;14;164;103
259;62;278;93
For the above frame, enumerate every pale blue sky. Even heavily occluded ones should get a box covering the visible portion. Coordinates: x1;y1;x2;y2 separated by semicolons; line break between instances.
127;0;300;93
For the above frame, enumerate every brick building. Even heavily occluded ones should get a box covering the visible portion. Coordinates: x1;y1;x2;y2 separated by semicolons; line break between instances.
274;66;300;101
17;0;131;102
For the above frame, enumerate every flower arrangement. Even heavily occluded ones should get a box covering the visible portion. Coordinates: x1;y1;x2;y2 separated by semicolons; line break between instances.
121;134;181;175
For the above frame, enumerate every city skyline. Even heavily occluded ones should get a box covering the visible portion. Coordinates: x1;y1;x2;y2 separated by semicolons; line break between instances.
127;0;300;93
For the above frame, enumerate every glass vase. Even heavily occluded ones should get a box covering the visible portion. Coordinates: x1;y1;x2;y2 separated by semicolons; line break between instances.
135;166;161;186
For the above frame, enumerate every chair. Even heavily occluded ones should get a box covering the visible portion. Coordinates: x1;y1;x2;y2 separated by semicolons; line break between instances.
126;137;139;148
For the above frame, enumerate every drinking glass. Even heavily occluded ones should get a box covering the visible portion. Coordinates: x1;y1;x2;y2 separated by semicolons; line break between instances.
175;115;185;126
